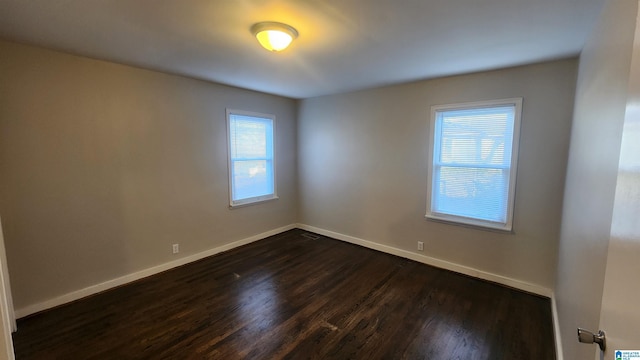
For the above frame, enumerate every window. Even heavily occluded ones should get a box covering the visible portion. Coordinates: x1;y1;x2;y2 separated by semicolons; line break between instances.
226;109;277;207
426;98;522;231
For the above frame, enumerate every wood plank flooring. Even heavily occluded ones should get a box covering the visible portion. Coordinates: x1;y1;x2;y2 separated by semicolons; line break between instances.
12;229;555;359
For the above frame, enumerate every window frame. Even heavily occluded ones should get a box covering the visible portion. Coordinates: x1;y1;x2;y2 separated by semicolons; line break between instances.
426;98;523;231
226;109;278;208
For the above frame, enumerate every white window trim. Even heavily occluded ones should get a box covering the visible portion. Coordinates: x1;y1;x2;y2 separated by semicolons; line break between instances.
226;109;278;208
426;98;523;231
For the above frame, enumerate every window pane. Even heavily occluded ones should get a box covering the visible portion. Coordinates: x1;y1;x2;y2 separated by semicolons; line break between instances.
232;160;274;201
229;115;273;159
433;166;509;223
439;106;514;166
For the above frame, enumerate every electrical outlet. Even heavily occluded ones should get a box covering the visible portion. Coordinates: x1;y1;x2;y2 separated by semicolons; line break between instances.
417;241;424;251
172;244;179;254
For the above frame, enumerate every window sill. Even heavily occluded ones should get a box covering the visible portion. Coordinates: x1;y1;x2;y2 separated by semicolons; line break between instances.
229;195;279;209
424;214;514;234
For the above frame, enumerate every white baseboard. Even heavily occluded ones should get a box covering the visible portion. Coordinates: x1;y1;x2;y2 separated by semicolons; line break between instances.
15;224;297;319
16;223;555;323
297;223;553;298
551;293;564;360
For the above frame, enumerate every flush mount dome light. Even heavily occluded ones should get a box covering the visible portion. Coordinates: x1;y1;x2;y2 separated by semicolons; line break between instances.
251;22;298;52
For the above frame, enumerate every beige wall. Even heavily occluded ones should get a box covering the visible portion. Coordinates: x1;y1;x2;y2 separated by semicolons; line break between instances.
0;40;298;311
554;0;637;358
298;59;577;289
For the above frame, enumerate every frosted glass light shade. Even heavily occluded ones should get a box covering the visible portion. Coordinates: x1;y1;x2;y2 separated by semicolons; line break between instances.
251;22;298;52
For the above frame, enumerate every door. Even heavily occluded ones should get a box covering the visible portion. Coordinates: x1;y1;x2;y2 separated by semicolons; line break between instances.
597;6;640;358
0;217;15;360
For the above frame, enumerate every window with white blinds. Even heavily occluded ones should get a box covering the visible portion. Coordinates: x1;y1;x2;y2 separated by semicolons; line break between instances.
427;98;522;231
226;109;277;207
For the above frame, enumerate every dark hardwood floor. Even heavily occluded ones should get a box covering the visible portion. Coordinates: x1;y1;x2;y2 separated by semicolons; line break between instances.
12;229;555;359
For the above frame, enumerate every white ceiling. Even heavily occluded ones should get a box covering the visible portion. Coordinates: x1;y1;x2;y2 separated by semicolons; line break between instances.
0;0;604;99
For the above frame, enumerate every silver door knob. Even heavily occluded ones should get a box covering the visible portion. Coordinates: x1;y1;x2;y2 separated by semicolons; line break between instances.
577;328;606;351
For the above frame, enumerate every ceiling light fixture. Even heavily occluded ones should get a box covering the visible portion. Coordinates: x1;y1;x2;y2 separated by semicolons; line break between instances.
251;22;298;52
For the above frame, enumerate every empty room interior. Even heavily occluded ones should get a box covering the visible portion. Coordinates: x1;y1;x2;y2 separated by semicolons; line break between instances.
1;0;639;359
